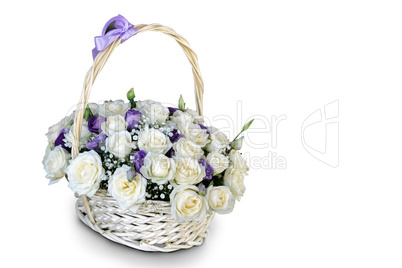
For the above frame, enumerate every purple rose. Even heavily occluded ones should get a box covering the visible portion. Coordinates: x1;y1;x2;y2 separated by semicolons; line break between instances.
169;129;183;143
198;123;210;134
133;150;147;173
86;133;107;151
125;110;141;131
168;107;180;116
198;158;214;180
54;131;71;153
88;115;106;133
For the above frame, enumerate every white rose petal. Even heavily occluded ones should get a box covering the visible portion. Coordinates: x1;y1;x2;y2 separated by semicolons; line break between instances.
173;157;205;185
206;129;229;152
98;100;130;117
137;128;172;154
229;150;249;174
42;145;71;185
171;111;209;147
170;184;208;223
183;109;204;123
171;109;204;126
66;151;105;197
101;115;128;136
46;113;74;144
140;152;175;185
64;120;92;149
173;138;204;159
172;117;210;148
206;151;229;175
136;100;169;125
186;124;210;147
223;167;246;201
106;131;134;158
108;165;147;212
87;103;99;115
206;186;235;214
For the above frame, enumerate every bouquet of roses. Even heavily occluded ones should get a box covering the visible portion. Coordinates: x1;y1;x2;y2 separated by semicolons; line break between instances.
43;88;253;223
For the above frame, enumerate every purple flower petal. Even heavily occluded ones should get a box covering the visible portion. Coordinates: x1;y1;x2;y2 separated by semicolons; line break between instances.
55;132;71;153
125;110;141;131
198;184;206;193
126;168;136;182
198;123;210;134
88;115;106;133
198;158;213;180
165;147;175;158
169;129;183;143
168;107;180;116
133;150;147;173
230;136;244;150
86;133;106;151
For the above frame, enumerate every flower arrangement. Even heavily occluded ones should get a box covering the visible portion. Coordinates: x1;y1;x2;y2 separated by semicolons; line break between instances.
43;88;253;223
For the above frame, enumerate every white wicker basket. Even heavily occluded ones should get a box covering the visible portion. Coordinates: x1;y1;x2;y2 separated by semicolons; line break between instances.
71;23;213;252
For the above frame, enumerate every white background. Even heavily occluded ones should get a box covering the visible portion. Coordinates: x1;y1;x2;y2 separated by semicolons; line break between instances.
1;1;401;267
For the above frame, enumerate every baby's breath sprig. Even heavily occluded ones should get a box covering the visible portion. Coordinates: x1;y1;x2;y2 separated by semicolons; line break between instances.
145;180;173;201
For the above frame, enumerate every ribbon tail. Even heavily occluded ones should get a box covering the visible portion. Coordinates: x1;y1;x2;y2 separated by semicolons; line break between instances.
92;34;120;59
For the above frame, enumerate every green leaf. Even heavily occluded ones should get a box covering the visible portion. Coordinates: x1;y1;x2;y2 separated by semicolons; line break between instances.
178;94;185;110
83;105;93;121
66;122;73;130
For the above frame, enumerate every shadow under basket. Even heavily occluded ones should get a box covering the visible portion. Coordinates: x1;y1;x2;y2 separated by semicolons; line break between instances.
75;190;215;252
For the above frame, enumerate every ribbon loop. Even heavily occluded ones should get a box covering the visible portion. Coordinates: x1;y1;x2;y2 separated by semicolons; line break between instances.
92;15;138;60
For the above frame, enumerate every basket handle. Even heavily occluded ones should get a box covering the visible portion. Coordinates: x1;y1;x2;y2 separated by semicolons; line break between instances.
72;23;204;158
71;21;204;224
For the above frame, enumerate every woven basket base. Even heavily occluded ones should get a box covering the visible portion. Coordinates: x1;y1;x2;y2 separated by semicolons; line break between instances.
75;191;214;252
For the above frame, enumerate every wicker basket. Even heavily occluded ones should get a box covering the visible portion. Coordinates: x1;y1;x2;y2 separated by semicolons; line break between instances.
71;23;214;252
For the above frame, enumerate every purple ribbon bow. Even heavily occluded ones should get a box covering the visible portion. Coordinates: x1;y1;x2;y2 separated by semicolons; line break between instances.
92;15;138;60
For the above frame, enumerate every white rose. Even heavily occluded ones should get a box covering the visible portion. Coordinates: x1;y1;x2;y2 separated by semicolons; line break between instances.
46;113;74;144
87;103;99;115
170;184;208;223
171;110;195;129
136;100;169;125
184;109;204;123
173;157;205;185
229;150;249;174
101;115;127;136
175;122;210;148
206;128;230;152
42;145;71;185
65;150;105;197
140;152;175;185
106;131;134;158
98;100;130;117
171;109;204;125
206;151;229;175
206;186;235;214
137;128;172;154
108;165;147;212
64;120;92;148
171;111;208;146
173;138;204;159
223;167;246;201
